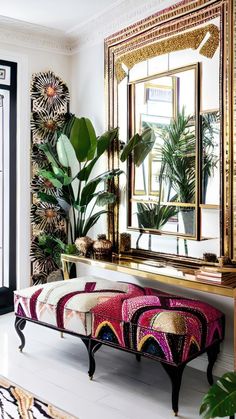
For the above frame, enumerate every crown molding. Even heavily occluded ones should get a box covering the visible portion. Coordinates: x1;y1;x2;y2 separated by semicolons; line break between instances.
69;0;179;53
0;1;179;55
0;16;72;55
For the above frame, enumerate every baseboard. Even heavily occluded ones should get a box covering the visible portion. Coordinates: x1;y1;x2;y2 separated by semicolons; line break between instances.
189;351;234;377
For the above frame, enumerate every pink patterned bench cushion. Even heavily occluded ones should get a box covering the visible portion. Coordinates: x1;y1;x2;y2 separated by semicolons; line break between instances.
14;277;144;335
91;288;225;365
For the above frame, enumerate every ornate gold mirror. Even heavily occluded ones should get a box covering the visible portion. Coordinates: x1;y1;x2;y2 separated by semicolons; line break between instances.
105;0;234;262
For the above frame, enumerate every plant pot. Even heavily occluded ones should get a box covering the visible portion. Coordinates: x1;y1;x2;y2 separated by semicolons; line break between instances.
93;235;112;260
180;210;195;236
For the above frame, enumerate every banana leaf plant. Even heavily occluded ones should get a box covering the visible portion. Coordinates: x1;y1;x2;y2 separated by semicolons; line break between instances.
38;116;154;243
38;117;122;242
200;372;236;419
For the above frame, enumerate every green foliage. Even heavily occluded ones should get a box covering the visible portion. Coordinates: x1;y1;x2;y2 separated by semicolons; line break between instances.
39;115;121;241
137;202;178;230
200;372;236;419
120;127;155;167
159;108;196;204
70;117;97;162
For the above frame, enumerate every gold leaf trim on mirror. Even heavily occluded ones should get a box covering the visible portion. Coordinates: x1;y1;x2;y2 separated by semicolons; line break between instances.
115;24;219;83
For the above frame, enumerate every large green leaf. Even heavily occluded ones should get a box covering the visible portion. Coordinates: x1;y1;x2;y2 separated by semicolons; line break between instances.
37;192;58;205
120;133;140;163
133;128;156;167
81;210;108;237
77;127;119;182
96;128;118;156
70;117;97;162
38;143;59;168
79;169;122;207
120;128;155;167
96;191;116;206
62;114;76;137
39;169;72;188
57;134;80;180
200;372;236;419
39;170;63;188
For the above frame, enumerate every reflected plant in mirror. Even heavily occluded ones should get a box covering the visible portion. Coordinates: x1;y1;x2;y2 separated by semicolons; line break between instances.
158;108;196;236
136;202;178;250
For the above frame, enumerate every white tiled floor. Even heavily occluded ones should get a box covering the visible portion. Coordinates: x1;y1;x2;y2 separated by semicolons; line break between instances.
0;313;214;419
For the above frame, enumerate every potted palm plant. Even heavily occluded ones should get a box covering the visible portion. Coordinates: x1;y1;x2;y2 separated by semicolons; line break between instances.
159;108;196;236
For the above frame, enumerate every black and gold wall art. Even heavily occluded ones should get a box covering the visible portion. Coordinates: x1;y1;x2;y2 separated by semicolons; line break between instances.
30;71;70;279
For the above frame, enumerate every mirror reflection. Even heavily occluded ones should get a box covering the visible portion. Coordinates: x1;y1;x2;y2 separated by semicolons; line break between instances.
116;15;221;259
130;65;198;237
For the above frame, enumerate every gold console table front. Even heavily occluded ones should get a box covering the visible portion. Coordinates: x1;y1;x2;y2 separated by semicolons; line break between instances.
61;254;236;370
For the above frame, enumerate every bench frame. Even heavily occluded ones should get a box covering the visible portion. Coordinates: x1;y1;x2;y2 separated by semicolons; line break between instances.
15;314;222;416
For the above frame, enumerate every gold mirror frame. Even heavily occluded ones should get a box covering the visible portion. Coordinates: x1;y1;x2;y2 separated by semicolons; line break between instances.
105;0;234;262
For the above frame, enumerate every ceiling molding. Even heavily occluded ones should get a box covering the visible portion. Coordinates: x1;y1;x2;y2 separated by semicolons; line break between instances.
0;16;72;55
0;0;179;55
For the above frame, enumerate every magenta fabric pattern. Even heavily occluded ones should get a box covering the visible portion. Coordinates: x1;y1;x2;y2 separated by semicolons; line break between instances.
14;278;143;336
92;287;224;366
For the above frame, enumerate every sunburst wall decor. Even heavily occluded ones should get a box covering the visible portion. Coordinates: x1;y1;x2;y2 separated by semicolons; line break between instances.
30;70;70;279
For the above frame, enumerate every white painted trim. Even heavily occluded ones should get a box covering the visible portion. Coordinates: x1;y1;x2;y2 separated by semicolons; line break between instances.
0;49;30;290
0;16;71;55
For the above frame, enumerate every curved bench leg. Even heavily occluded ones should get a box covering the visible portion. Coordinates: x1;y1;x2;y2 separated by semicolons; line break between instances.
15;317;26;352
81;338;102;380
161;362;185;417
88;340;102;380
206;342;220;386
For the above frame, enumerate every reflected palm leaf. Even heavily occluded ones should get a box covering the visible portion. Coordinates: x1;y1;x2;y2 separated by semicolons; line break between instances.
159;108;196;204
137;201;178;230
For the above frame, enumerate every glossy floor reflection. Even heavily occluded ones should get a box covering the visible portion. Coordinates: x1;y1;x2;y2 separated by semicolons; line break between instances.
0;313;213;419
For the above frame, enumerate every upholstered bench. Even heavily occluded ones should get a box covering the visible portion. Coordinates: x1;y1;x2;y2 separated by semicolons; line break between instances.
14;278;225;416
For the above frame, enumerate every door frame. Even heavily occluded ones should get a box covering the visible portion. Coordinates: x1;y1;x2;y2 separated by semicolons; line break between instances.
0;59;17;313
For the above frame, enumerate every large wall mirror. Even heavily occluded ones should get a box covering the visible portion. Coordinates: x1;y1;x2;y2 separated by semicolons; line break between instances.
105;0;234;263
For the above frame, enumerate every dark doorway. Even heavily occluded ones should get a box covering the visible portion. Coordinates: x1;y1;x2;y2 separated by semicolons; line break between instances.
0;59;17;314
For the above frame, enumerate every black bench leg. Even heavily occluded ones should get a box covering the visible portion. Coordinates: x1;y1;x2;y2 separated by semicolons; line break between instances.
161;362;185;416
206;342;220;386
15;317;26;352
135;354;141;362
81;338;102;380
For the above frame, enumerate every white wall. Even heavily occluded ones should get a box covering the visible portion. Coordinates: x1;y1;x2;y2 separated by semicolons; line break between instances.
0;42;71;289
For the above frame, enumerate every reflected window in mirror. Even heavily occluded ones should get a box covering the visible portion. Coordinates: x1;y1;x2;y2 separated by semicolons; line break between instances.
128;65;199;241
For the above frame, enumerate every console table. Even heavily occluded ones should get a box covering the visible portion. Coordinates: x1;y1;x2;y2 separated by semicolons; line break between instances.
61;254;236;370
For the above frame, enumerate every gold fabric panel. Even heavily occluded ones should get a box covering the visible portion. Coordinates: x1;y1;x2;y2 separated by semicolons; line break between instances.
151;312;187;335
115;24;219;83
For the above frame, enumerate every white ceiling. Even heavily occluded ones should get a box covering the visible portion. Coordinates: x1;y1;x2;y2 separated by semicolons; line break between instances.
0;0;123;33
